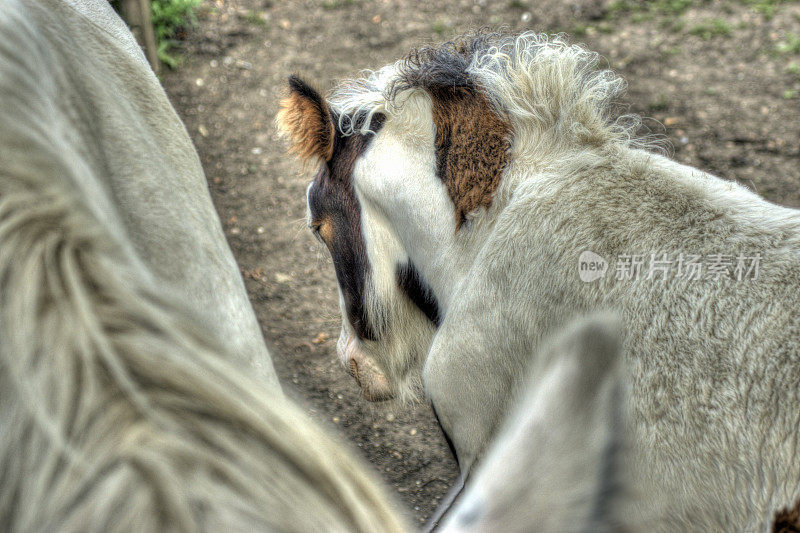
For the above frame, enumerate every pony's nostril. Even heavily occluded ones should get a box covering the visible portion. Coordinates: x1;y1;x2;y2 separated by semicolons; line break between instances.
349;358;361;386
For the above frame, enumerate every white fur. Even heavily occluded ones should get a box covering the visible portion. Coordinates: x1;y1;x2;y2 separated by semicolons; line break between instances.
442;314;666;532
330;32;800;528
1;0;276;386
0;2;409;530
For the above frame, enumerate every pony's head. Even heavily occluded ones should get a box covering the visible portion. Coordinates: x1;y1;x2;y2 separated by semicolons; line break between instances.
278;32;633;402
277;73;440;402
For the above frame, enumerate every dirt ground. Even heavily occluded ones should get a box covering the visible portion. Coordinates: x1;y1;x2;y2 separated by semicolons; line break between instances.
160;0;800;524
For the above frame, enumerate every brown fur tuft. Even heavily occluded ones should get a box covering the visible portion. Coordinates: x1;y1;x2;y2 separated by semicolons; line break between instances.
774;499;800;532
429;87;511;230
276;76;335;165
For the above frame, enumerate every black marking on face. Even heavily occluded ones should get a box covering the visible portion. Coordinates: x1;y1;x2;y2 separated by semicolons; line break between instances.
307;113;385;341
396;262;441;328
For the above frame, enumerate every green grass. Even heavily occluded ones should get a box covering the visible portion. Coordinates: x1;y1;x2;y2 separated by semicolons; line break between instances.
631;11;655;22
242;10;268;27
659;17;686;32
657;0;694;14
321;0;358;9
564;22;614;38
776;33;800;54
784;89;798;99
606;0;695;18
151;0;201;42
740;0;795;19
156;39;181;68
152;0;201;68
648;93;671;111
596;22;614;33
607;0;797;22
112;0;202;68
111;0;201;68
661;45;683;58
432;21;450;36
689;18;732;39
571;23;591;37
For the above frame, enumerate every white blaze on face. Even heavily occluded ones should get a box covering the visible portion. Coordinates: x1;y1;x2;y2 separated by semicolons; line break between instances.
352;91;469;311
333;92;459;400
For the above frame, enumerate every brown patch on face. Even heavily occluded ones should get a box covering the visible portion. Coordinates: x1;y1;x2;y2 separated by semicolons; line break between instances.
774;499;800;532
317;217;335;244
429;87;512;229
276;75;334;165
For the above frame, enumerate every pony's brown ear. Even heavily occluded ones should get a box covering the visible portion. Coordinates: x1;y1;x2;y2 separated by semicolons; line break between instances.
277;75;335;164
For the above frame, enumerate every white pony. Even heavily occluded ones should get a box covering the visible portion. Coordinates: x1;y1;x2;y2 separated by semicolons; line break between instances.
280;31;800;529
0;1;407;530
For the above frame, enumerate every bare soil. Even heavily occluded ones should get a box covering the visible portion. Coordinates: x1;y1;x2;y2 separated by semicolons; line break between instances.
161;0;800;524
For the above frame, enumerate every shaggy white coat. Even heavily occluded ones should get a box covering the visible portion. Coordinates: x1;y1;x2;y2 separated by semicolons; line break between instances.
0;1;408;530
440;314;662;532
0;0;276;384
331;33;800;529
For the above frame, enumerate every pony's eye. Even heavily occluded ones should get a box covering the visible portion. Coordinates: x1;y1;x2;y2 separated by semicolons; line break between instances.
310;222;325;243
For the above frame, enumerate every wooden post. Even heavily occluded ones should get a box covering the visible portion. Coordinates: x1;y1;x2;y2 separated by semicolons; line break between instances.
118;0;160;74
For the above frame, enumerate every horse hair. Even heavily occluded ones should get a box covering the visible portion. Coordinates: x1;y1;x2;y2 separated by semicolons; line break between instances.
0;129;407;533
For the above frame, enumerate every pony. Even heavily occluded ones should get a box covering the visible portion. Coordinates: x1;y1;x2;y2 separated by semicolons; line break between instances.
279;31;800;529
0;0;406;530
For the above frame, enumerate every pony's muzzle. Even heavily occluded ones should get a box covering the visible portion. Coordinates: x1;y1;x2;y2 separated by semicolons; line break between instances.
338;332;394;402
